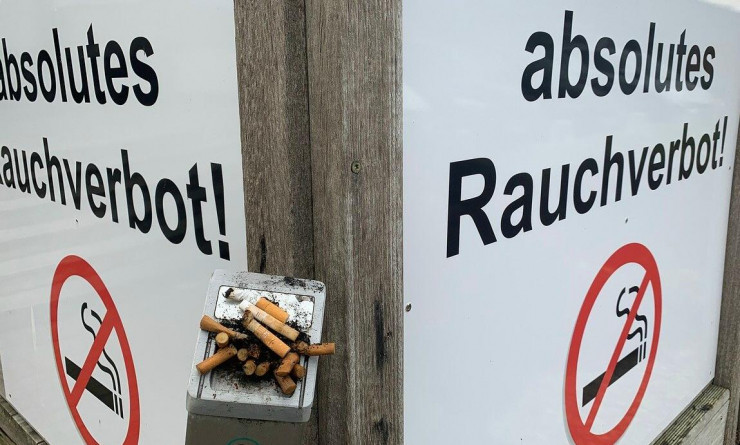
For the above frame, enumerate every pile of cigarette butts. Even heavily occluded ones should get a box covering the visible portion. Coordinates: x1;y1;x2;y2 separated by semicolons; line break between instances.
195;293;335;396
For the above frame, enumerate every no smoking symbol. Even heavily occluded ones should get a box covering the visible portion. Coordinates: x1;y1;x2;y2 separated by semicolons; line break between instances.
50;255;140;445
565;243;662;445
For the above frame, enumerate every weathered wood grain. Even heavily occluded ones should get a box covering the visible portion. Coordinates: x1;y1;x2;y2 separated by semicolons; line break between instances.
236;0;315;280
715;119;740;445
304;0;403;443
234;0;317;442
651;385;729;445
0;397;47;445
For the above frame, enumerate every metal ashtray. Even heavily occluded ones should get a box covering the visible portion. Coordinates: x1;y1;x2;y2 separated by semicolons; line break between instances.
186;270;326;422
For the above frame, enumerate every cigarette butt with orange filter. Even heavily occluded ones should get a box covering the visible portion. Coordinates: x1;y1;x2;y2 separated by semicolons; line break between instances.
295;342;336;356
255;297;289;323
276;353;300;377
242;313;290;358
240;303;300;341
255;361;271;377
215;332;229;348
237;348;249;362
243;360;257;376
274;372;297;396
292;364;306;380
196;344;237;374
200;315;247;340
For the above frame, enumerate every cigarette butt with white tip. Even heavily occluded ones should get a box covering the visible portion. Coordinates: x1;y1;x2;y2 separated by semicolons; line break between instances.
224;287;247;302
242;312;291;358
240;302;300;341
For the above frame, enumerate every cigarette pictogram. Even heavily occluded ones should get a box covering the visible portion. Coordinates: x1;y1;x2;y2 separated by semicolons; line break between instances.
64;302;124;418
582;286;649;406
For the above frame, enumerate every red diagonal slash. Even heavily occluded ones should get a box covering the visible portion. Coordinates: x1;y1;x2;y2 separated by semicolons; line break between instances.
51;255;141;445
585;272;651;429
69;312;117;407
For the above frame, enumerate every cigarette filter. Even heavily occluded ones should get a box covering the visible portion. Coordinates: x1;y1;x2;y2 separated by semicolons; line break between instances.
200;315;247;340
276;353;300;377
243;360;257;376
237;348;249;362
242;315;291;358
196;344;237;374
255;361;271;377
241;303;300;341
292;364;306;380
215;332;229;348
255;297;290;323
274;372;297;396
296;342;336;356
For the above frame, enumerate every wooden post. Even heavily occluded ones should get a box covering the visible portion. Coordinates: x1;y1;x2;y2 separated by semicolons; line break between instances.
715;119;740;445
235;0;403;443
234;0;317;443
304;0;403;444
236;0;315;280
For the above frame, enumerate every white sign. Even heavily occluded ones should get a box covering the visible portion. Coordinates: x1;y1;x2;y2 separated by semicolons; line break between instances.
404;1;740;443
0;1;246;444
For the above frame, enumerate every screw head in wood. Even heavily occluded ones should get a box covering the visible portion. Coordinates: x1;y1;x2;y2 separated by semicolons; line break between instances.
351;161;361;174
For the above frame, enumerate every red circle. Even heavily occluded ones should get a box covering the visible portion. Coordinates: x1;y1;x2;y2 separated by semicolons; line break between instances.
565;243;662;445
50;255;140;445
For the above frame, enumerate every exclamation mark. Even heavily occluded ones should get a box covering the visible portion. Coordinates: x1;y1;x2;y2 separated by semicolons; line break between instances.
720;115;728;167
211;163;230;260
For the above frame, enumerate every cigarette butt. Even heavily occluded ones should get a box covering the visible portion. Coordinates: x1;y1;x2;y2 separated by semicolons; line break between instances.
292;364;306;380
224;287;240;301
200;315;247;340
237;348;249;362
255;361;271;377
196;344;237;374
274;372;297;396
215;332;230;348
255;297;289;323
243;360;257;376
242;315;291;358
242;304;300;341
296;343;335;356
276;353;300;377
248;343;261;359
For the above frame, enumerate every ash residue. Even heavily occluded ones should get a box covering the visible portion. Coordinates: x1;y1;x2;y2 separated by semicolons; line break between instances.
283;276;305;288
208;327;283;394
294;330;311;344
207;317;306;395
210;321;281;364
219;319;246;333
212;359;282;394
282;276;325;293
215;287;315;330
